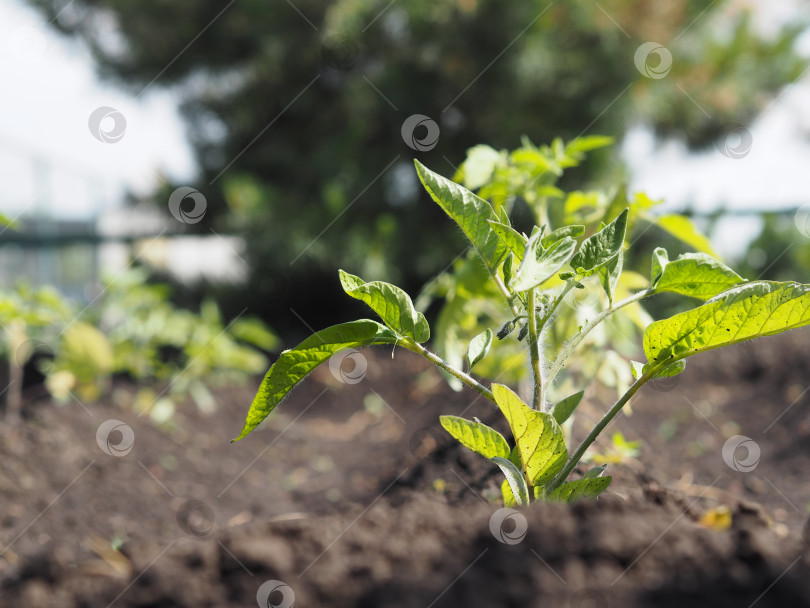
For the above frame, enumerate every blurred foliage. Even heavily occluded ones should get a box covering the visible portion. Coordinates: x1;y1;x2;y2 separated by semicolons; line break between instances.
419;135;714;402
25;0;807;334
0;272;277;420
737;212;810;282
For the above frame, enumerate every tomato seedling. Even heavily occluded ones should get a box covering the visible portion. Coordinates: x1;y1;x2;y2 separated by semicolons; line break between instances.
235;153;810;506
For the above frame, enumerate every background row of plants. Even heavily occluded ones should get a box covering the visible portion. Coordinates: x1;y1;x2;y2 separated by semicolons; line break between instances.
0;268;277;426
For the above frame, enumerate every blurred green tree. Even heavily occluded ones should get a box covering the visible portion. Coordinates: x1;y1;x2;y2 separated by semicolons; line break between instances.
26;0;806;336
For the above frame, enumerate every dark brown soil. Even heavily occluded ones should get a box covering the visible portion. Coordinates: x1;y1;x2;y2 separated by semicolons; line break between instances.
2;329;810;607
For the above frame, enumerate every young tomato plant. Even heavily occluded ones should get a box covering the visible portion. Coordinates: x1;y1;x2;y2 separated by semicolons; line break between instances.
235;158;810;506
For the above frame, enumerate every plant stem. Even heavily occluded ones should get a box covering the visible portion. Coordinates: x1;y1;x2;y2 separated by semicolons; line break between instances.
527;289;543;410
493;274;522;318
404;341;496;405
548;365;659;491
544;288;652;401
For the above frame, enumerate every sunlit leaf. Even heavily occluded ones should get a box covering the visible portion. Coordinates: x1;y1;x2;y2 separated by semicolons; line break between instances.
650;248;743;300
655;214;717;257
570;208;628;277
415;161;509;274
339;270;430;343
644;281;810;366
487;220;527;260
550;390;584;425
465;328;493;370
547;477;612;502
492;384;567;485
510;233;577;293
439;415;510;459
234;320;398;440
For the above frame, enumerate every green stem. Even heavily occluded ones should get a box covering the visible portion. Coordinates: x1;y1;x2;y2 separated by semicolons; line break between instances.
493;274;522;318
404;341;496;405
544;288;652;399
548;365;659;491
527;289;543;410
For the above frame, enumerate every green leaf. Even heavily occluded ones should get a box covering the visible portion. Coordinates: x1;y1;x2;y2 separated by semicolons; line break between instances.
415;160;509;274
487;220;527;261
234;320;398;441
598;249;623;305
584;465;607;479
655;214;717;257
339;270;430;343
551;390;585;425
547;477;612;503
510;234;577;293
492;384;567;486
570;208;628;277
651;249;743;300
501;479;516;507
439;415;510;459
541;225;584;248
465;328;493;370
230;317;280;351
650;247;669;286
631;358;686;380
459;144;502;190
644;281;810;367
491;456;530;506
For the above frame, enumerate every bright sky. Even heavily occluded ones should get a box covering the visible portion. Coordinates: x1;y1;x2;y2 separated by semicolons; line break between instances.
2;0;809;260
0;0;195;221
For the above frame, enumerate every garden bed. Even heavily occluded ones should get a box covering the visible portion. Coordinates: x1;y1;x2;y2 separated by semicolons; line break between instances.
1;330;810;606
